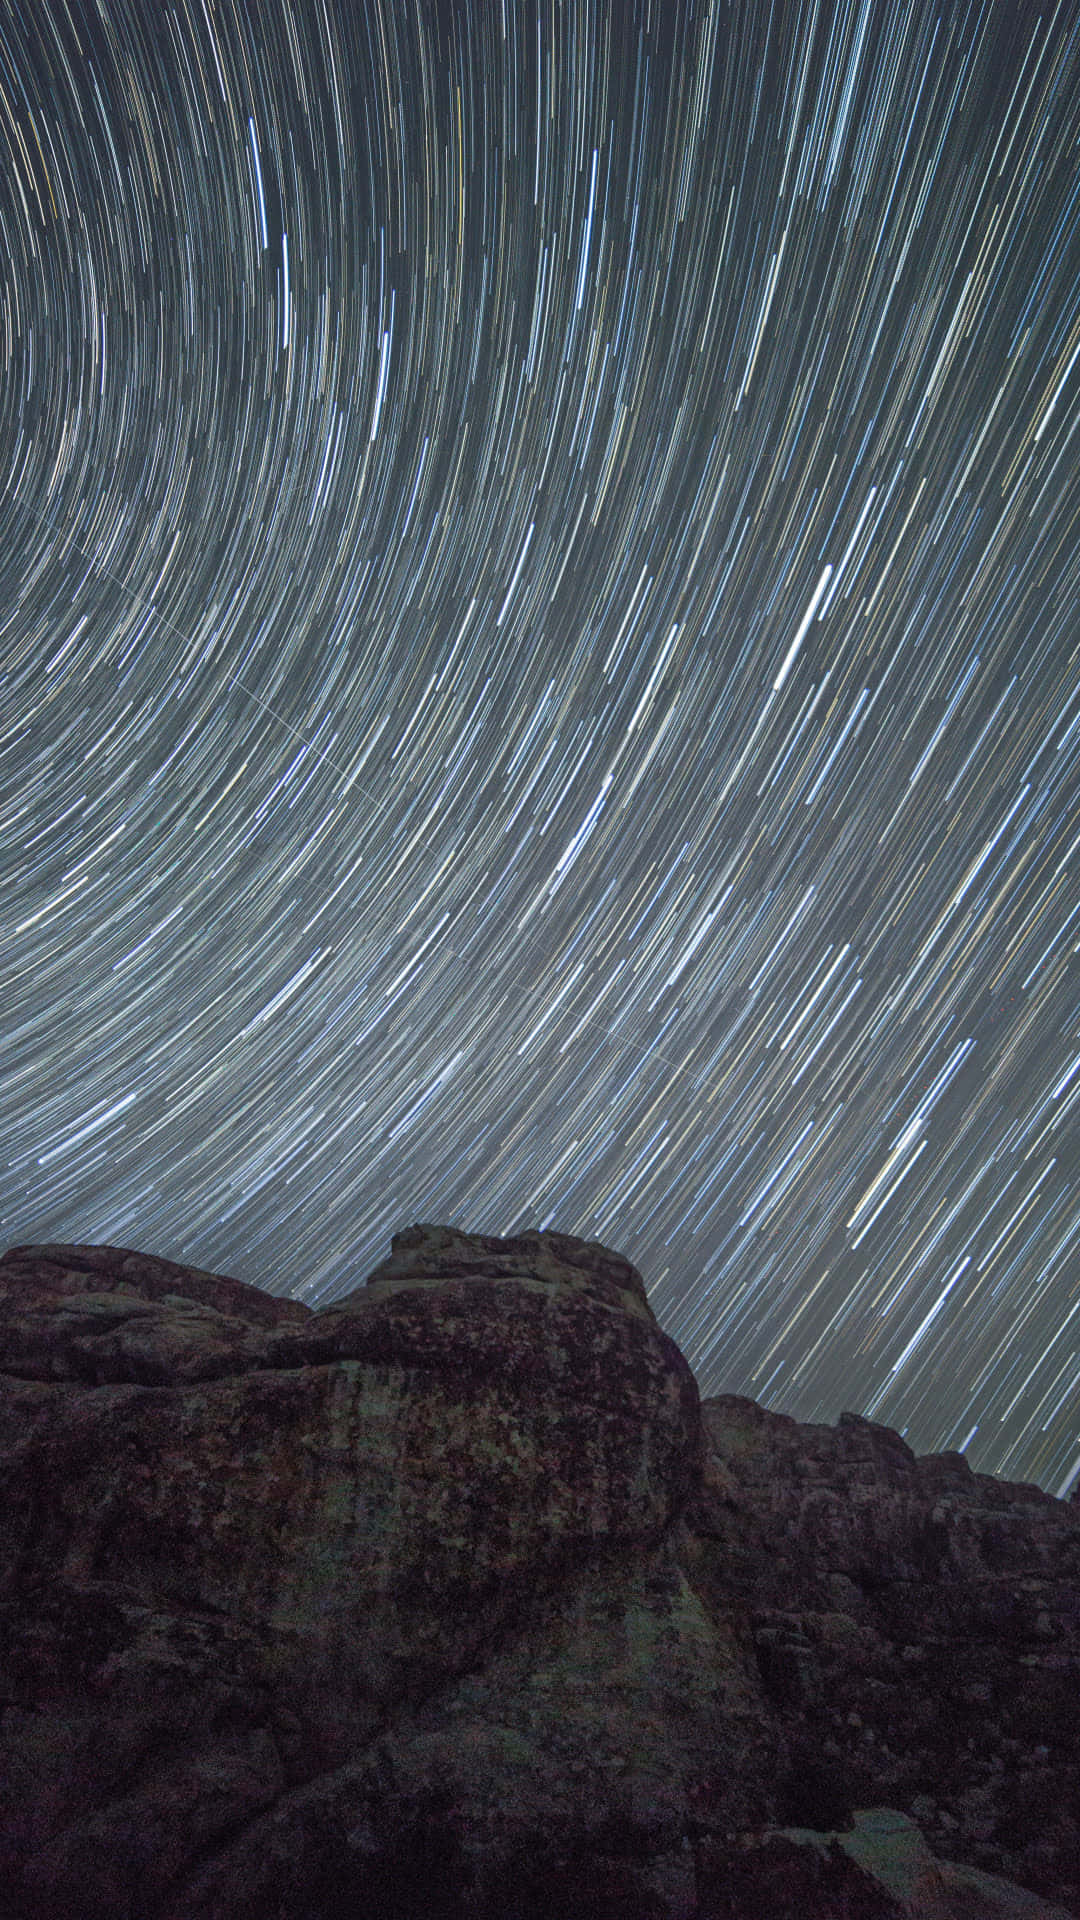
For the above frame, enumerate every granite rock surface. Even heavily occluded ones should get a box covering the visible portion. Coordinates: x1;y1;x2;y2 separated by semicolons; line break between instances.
0;1226;1076;1918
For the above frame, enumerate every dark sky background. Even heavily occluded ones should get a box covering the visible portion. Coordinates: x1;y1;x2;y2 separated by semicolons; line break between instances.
4;0;1080;1497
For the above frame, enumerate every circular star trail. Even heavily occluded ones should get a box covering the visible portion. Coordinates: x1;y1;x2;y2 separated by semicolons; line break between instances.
4;0;1080;1495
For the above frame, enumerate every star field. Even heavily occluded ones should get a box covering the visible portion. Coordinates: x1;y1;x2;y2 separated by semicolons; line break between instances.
4;0;1080;1495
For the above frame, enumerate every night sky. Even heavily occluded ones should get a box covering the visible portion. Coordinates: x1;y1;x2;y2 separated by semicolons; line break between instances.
4;0;1080;1497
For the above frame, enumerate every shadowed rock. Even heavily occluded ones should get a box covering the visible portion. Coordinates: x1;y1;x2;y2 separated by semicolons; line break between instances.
0;1228;1077;1918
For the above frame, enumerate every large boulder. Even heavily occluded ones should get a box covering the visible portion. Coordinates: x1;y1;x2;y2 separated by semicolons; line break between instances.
0;1229;1077;1918
0;1227;706;1917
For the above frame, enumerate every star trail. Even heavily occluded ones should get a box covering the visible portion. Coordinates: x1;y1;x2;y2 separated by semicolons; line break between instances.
3;0;1080;1496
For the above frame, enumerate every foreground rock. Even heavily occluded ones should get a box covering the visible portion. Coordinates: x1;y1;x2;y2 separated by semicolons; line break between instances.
688;1391;1080;1911
0;1228;1076;1918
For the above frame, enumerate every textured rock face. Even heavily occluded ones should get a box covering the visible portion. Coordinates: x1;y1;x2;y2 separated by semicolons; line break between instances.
0;1229;1077;1919
688;1395;1080;1912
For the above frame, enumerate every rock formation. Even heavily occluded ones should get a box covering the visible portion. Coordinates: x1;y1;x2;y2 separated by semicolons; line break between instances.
0;1226;1076;1918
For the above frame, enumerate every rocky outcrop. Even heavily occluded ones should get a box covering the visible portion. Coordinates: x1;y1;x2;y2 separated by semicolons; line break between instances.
0;1227;1076;1918
687;1395;1080;1913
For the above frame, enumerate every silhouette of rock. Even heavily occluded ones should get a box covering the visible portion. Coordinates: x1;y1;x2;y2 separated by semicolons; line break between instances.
0;1228;1076;1917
